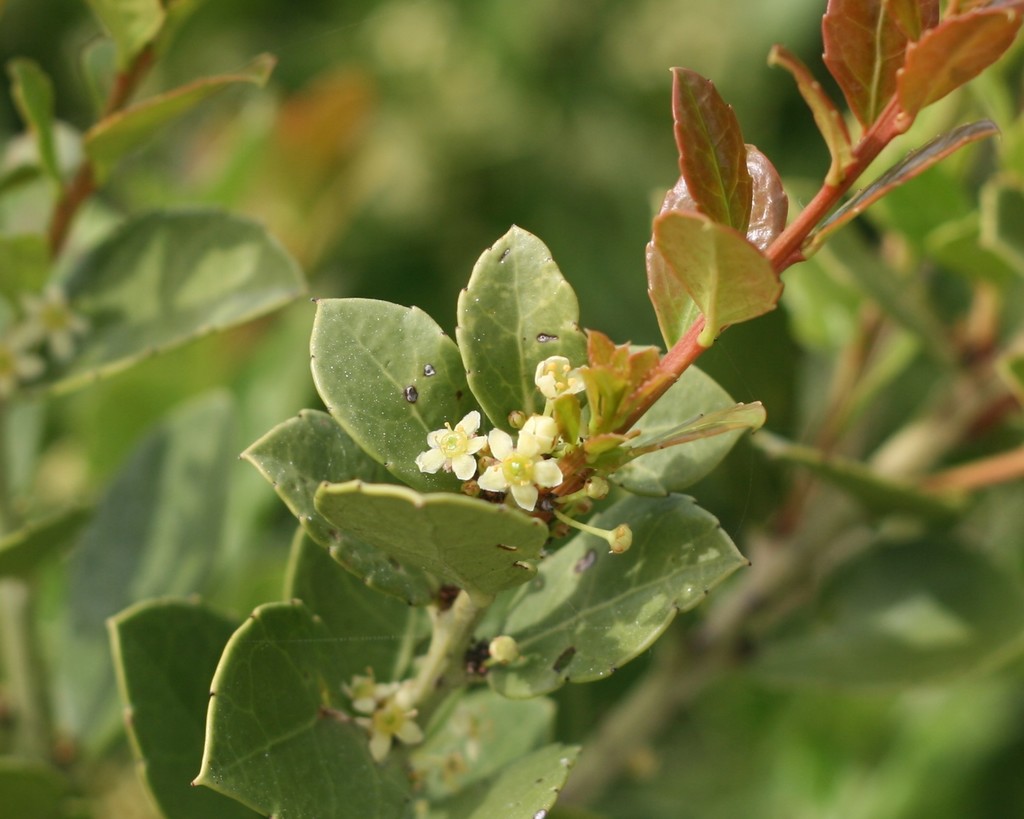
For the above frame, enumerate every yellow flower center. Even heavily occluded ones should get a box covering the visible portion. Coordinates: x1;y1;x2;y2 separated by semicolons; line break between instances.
501;454;535;487
439;428;465;456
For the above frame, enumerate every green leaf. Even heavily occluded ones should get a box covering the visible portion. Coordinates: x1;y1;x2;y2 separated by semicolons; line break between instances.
754;431;967;521
243;409;434;605
823;0;909;127
926;213;1021;284
85;0;165;69
489;494;746;698
0;234;48;301
613;366;761;496
284;528;425;682
57;392;234;747
998;349;1024;404
768;45;853;186
670;68;752;232
108;600;260;819
315;481;549;603
412;690;556;799
84;54;275;182
196;601;412;818
755;539;1024;687
7;59;60;183
425;743;580;819
646;234;702;348
0;505;92;577
456;226;587;429
39;209;303;395
0;758;70;819
814;120;999;249
897;8;1022;119
311;298;475;492
652;210;781;346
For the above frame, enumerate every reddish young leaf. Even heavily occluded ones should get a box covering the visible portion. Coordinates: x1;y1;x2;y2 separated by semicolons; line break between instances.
671;68;752;232
813;119;999;247
745;146;789;252
823;0;910;127
653;211;782;347
646;146;785;345
897;7;1022;118
884;0;939;40
769;44;853;185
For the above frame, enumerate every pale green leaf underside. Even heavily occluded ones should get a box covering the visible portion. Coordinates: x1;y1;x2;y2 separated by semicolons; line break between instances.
457;226;586;429
244;409;434;605
284;528;425;683
41;209;304;396
315;481;548;601
311;298;476;492
653;210;781;346
614;364;758;496
425;743;580;819
755;540;1024;687
108;599;259;819
490;493;746;698
85;54;275;181
198;601;412;818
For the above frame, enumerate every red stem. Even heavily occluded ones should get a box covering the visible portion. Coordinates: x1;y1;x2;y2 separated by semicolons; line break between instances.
623;97;913;433
47;46;156;258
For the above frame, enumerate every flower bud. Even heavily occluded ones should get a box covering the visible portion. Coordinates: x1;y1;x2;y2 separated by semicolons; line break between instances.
488;635;520;664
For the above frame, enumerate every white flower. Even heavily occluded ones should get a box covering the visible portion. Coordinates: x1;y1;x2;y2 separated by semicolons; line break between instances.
20;286;88;362
477;428;563;511
343;671;397;715
520;414;559;454
0;331;45;397
415;410;487;480
357;697;424;762
535;356;585;400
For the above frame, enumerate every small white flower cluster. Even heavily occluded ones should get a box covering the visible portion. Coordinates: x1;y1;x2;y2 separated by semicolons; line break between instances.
0;286;88;397
344;672;423;762
415;356;584;511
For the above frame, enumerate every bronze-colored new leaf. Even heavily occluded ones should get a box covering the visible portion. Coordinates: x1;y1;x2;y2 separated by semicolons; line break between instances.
897;7;1022;119
823;0;909;127
884;0;939;40
768;44;853;186
671;68;752;232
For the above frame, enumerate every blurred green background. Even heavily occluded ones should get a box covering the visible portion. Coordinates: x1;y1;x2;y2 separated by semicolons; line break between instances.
6;1;1024;817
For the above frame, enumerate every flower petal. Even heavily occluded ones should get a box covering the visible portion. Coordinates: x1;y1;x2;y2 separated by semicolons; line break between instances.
457;410;481;435
477;464;507;493
488;428;514;460
396;720;424;745
451;453;478;481
369;730;392;762
533;459;564;488
415;448;447;474
509;483;539;511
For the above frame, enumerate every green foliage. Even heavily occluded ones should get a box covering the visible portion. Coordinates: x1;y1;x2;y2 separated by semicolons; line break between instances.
457;226;587;429
490;494;746;698
108;600;259;819
47;210;304;395
196;601;414;818
311;298;475;492
3;2;1024;818
315;481;548;602
755;540;1024;686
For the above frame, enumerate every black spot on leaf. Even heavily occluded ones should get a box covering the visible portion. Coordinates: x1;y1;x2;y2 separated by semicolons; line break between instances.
404;385;419;403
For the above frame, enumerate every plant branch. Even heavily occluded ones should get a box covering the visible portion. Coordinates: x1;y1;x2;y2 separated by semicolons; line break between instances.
403;590;489;728
47;46;156;257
